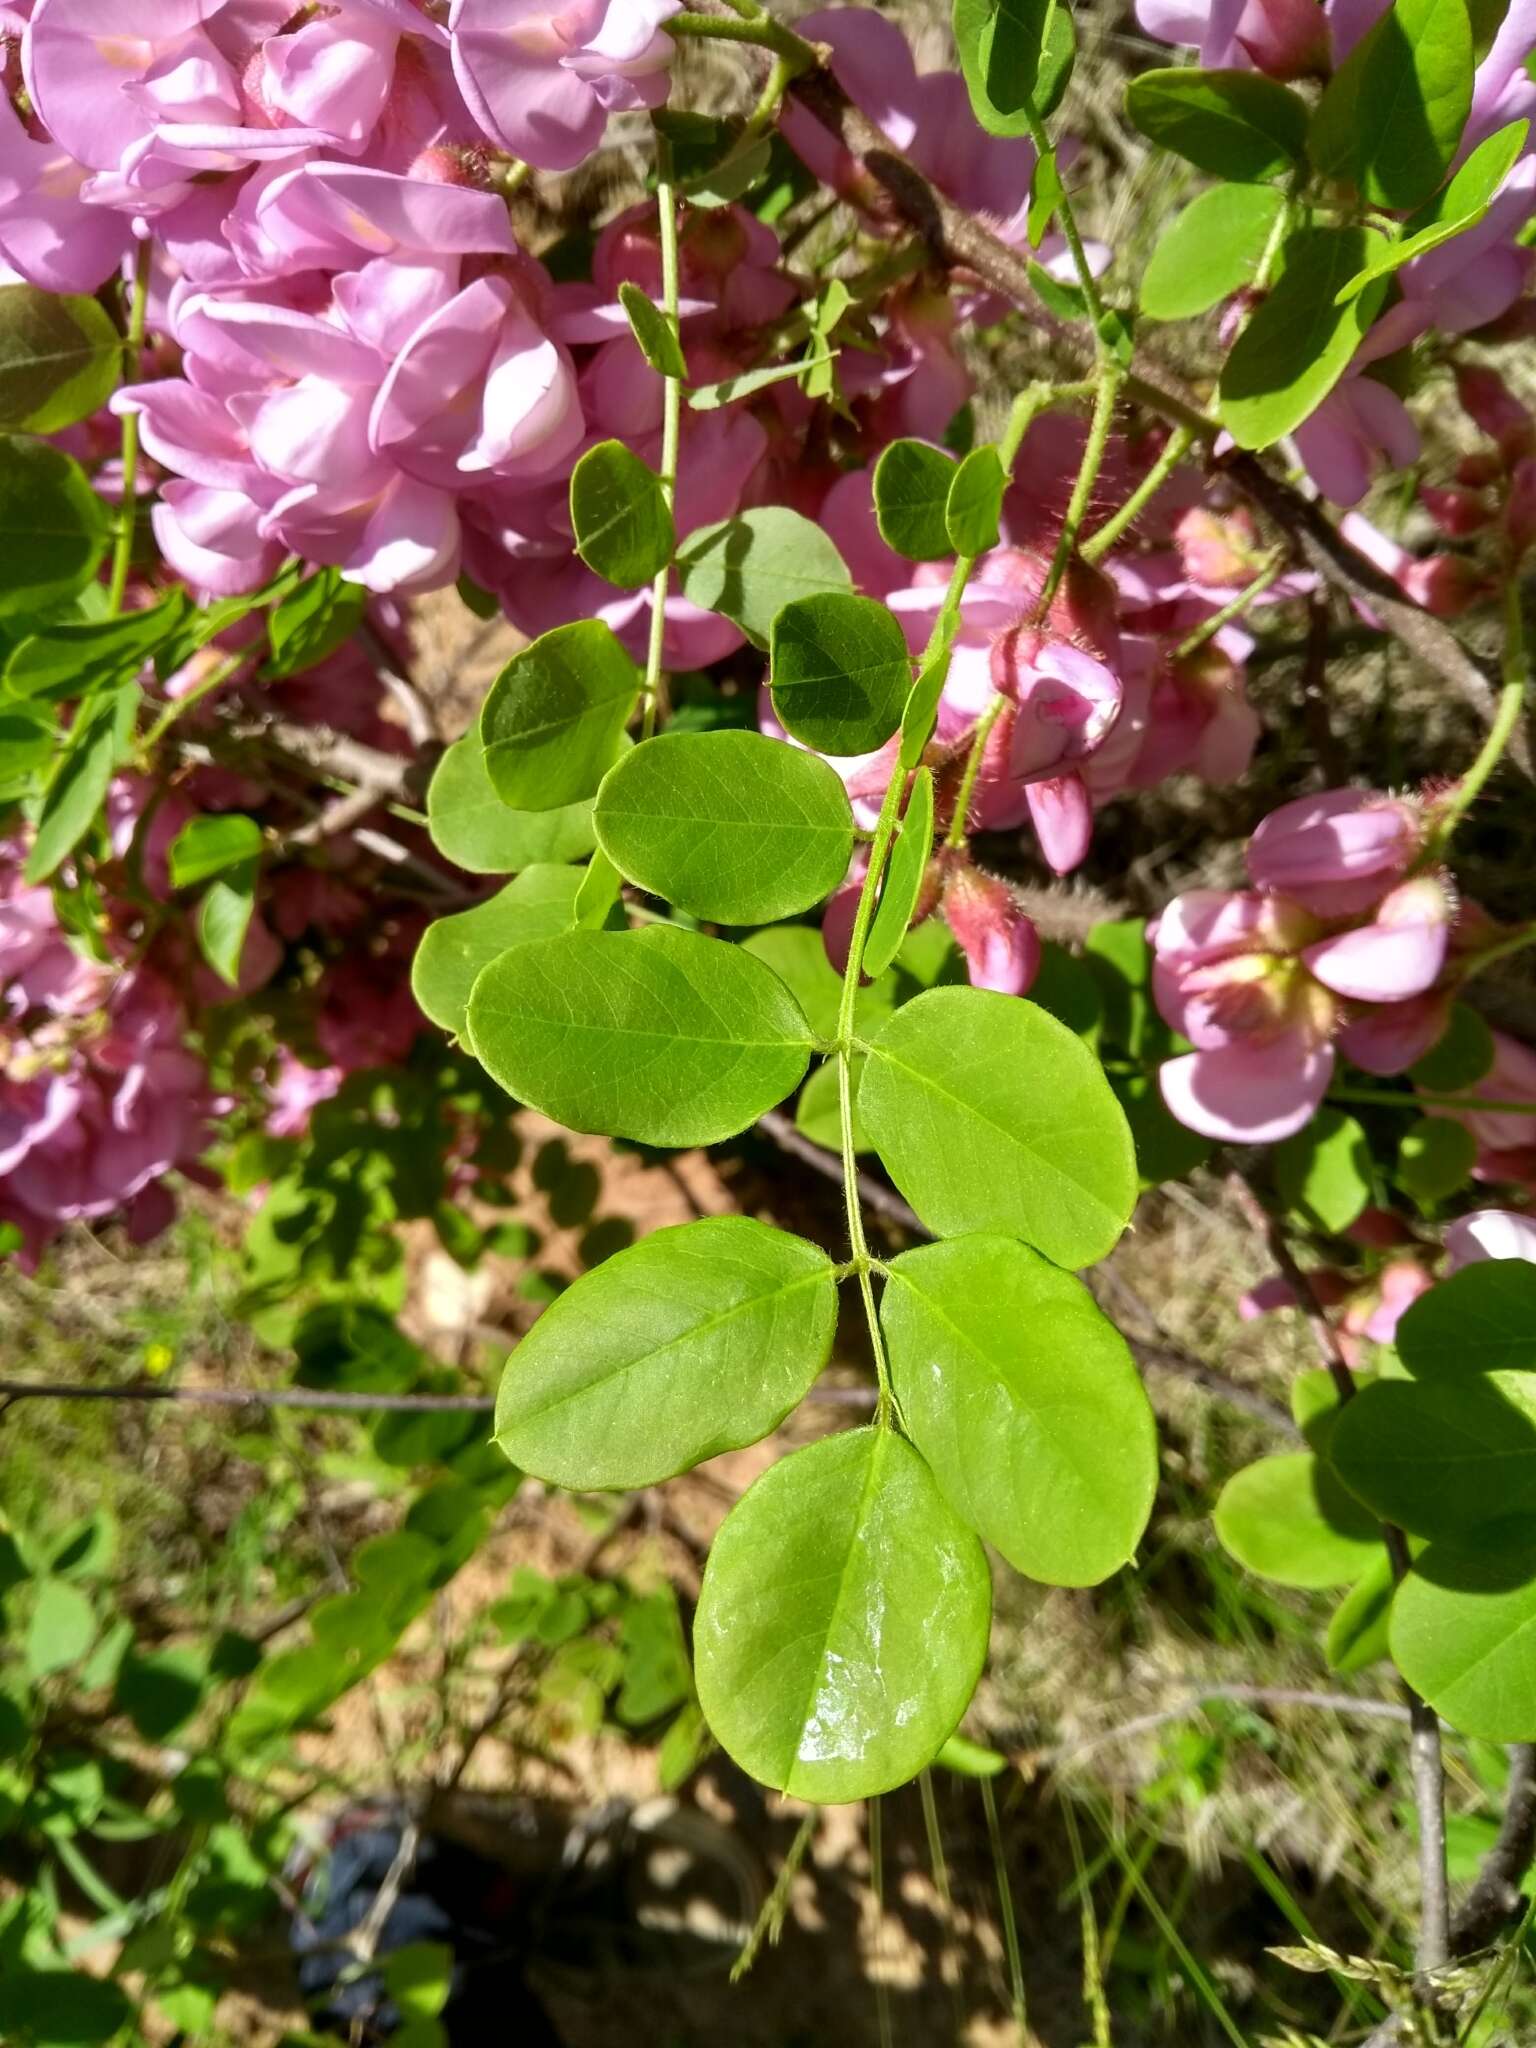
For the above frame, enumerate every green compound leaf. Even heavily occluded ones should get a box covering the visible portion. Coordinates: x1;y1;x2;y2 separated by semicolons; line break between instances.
570;439;675;588
197;860;257;987
3;591;186;701
676;506;852;649
1330;1370;1536;1539
266;567;364;677
594;729;855;923
1140;184;1287;320
693;1426;991;1801
1218;225;1389;451
953;0;1076;137
1274;1106;1372;1235
25;1577;96;1679
1213;1452;1381;1589
1335;117;1530;302
466;925;815;1146
882;1234;1157;1584
0;436;113;620
1309;0;1474;210
1124;67;1310;181
425;733;599;875
769;591;912;757
864;767;934;979
1395;1261;1536;1376
873;439;959;560
494;1216;837;1489
0;284;122;433
25;684;135;884
479;621;640;812
1391;1525;1536;1740
857;987;1137;1268
619;280;687;380
412;864;616;1037
945;444;1005;557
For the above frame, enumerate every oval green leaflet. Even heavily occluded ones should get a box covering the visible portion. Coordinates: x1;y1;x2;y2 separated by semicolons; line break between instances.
494;1217;838;1490
465;925;816;1146
856;986;1137;1268
693;1426;992;1801
881;1234;1157;1584
594;729;856;924
479;620;640;811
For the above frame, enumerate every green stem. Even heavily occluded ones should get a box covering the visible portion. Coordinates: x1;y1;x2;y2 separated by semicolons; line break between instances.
141;652;245;752
743;51;795;140
1081;424;1195;564
107;238;153;617
1427;578;1529;852
642;154;684;744
667;9;816;68
1458;919;1536;984
945;693;1005;848
1173;545;1287;660
1036;362;1123;618
1021;113;1105;335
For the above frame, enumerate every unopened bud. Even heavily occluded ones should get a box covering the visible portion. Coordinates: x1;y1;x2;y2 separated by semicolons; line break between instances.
940;861;1041;996
1456;363;1534;465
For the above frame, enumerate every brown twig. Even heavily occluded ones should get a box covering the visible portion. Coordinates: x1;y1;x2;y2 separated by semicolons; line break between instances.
1453;1742;1536;1955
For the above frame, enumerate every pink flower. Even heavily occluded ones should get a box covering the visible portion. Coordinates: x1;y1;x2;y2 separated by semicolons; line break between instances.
1445;1208;1536;1269
1301;875;1452;1003
1137;0;1327;75
940;861;1040;996
449;0;680;172
0;92;133;291
1247;788;1422;918
1293;373;1420;508
267;1051;344;1137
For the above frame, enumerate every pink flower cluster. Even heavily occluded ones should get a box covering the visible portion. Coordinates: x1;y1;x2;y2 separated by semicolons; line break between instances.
0;863;213;1265
1152;787;1474;1143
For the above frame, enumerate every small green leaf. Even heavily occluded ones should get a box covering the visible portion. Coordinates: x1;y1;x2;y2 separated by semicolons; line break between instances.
168;812;263;889
693;1427;991;1800
25;1578;96;1678
864;768;933;978
1028;148;1065;243
1334;120;1529;301
857;986;1137;1268
1396;1115;1476;1205
676;506;853;649
1395;1261;1536;1376
197;859;257;987
466;925;815;1146
769;590;911;755
945;445;1005;557
687;354;835;410
873;439;959;561
1140;184;1287;319
1274;1107;1372;1234
24;684;134;884
1124;67;1310;181
265;567;364;676
1214;1452;1381;1588
1326;1552;1397;1673
1391;1527;1536;1739
479;621;640;811
1331;1370;1536;1539
0;436;113;620
1410;1001;1494;1089
936;1732;1008;1777
594;729;855;924
425;733;599;874
795;1056;870;1151
411;865;607;1036
740;923;844;1038
619;281;687;380
1218;225;1390;450
0;285;122;433
953;0;1077;136
883;1234;1157;1584
3;592;187;701
570;439;675;588
494;1216;837;1488
1309;0;1474;210
383;1943;455;2022
898;629;958;769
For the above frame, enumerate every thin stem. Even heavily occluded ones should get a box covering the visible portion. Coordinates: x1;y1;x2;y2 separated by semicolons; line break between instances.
981;1775;1027;2034
1020;112;1106;333
1173;545;1288;660
107;238;153;617
1458;919;1536;983
1036;363;1124;618
667;9;816;66
1428;577;1529;851
946;692;1005;847
743;51;795;139
141;652;246;752
1081;424;1195;563
642;152;684;743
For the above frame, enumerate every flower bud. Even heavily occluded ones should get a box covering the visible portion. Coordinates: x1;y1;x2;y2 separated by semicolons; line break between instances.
1247;788;1423;919
1418;485;1493;539
1456;364;1534;465
940;862;1041;996
1234;0;1329;76
1398;553;1494;617
1506;455;1536;563
1173;505;1263;588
